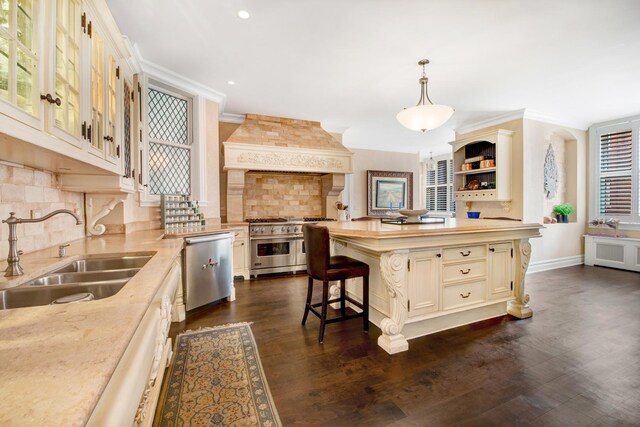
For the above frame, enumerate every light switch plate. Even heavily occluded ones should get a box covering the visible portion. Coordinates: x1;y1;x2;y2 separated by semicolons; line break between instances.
30;209;42;219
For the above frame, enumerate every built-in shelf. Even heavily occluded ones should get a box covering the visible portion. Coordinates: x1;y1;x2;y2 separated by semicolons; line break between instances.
450;129;514;202
454;167;497;176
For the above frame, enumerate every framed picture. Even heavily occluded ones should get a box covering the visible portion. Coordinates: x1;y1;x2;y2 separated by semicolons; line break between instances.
367;170;413;216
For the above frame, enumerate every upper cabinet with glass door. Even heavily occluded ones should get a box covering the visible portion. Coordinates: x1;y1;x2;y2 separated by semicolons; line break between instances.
86;11;120;165
43;0;83;147
0;0;133;177
0;0;41;127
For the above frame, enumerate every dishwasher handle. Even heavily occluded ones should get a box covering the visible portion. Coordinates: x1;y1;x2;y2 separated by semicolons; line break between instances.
185;233;233;245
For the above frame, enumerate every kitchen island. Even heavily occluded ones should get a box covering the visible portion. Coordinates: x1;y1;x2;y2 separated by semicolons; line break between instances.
324;218;543;354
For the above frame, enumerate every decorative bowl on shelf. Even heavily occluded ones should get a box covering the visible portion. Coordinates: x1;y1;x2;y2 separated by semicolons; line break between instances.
467;211;481;219
398;209;428;222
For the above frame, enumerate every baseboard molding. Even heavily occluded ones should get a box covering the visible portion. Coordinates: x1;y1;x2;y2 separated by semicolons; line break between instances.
528;255;584;273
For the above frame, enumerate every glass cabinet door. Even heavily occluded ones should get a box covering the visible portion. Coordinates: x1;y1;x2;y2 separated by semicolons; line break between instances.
122;79;132;178
105;52;117;162
89;27;102;152
0;0;39;120
54;0;81;140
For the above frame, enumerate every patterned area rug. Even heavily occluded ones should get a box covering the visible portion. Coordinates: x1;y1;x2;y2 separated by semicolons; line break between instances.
156;323;281;426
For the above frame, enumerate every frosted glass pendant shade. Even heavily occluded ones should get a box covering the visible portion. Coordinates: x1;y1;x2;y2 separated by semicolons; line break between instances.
396;104;454;132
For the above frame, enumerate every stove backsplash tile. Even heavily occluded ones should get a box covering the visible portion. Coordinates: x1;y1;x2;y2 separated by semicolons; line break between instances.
244;172;322;219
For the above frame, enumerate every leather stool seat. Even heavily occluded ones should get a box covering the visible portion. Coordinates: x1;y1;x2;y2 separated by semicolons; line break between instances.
302;224;370;343
325;256;370;281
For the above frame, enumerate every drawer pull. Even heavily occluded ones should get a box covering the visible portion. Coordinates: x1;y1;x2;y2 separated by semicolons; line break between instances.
460;292;471;299
460;250;471;257
460;268;471;275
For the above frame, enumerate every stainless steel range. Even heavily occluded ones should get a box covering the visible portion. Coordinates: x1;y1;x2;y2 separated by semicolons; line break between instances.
248;217;335;277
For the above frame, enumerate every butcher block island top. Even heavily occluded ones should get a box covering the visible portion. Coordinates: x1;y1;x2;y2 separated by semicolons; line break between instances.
324;217;541;239
323;218;543;354
0;230;184;426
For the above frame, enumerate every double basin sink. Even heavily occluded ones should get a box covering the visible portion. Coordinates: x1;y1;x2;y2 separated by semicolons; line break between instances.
0;254;153;310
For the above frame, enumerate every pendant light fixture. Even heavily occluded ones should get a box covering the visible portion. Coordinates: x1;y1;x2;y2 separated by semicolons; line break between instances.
426;151;435;172
397;59;454;132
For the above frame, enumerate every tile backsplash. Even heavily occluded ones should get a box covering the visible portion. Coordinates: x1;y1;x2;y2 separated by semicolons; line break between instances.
244;172;322;218
0;163;85;261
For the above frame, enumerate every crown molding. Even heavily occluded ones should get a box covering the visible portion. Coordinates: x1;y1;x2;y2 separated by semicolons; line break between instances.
139;58;227;105
522;110;587;131
123;38;143;74
455;109;527;135
219;113;246;124
456;108;588;135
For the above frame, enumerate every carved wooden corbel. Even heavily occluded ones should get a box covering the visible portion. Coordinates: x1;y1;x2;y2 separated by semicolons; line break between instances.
507;238;533;319
87;197;125;236
378;250;410;354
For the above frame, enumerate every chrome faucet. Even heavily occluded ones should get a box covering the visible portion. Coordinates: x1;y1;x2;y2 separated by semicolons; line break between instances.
3;210;83;277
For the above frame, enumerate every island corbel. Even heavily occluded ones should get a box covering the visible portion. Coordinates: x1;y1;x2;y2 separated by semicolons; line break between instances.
378;250;410;354
507;238;533;319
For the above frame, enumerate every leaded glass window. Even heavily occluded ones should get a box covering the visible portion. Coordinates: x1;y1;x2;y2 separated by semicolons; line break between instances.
147;86;191;195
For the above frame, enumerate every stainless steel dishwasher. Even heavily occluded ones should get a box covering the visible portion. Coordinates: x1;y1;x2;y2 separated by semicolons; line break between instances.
184;233;233;311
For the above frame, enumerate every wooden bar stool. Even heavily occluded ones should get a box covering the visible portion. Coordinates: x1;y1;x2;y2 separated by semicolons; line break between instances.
301;223;369;343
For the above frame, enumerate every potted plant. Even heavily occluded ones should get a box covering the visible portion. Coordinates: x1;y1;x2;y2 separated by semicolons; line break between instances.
552;203;575;223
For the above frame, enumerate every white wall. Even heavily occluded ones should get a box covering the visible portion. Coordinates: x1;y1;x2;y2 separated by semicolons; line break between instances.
345;148;422;219
523;119;587;264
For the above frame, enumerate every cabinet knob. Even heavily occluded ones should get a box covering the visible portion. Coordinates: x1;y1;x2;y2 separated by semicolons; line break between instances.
489;247;495;252
40;93;61;106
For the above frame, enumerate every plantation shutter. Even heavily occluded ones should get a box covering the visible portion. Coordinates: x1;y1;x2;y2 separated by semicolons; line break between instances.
426;168;436;210
449;159;455;212
425;157;456;213
598;129;633;216
436;160;448;211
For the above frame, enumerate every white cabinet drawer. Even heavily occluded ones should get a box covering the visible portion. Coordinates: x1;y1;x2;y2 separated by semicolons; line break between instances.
442;259;486;283
443;245;486;262
442;281;486;310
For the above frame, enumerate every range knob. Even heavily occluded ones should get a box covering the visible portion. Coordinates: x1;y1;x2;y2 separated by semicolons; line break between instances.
271;227;276;233
286;226;292;233
281;226;286;232
294;226;299;233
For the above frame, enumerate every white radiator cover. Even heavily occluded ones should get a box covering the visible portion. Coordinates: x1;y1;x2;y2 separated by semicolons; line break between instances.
584;235;640;272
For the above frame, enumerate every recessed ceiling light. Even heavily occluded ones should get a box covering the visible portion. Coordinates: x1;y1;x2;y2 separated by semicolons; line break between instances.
237;10;250;19
227;80;235;85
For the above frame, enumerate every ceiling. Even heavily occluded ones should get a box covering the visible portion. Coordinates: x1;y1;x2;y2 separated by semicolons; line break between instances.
106;0;640;156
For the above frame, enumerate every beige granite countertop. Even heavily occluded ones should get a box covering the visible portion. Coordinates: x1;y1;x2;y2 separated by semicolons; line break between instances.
0;230;184;426
325;218;543;239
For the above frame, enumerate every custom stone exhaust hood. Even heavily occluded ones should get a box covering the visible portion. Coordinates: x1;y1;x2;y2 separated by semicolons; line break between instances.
223;114;353;222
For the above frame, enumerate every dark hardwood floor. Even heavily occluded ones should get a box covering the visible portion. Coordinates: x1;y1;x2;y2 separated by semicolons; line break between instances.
168;266;640;426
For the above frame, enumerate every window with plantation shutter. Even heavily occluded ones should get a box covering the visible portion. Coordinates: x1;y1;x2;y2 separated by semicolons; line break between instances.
425;156;456;213
590;116;639;225
598;130;632;215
